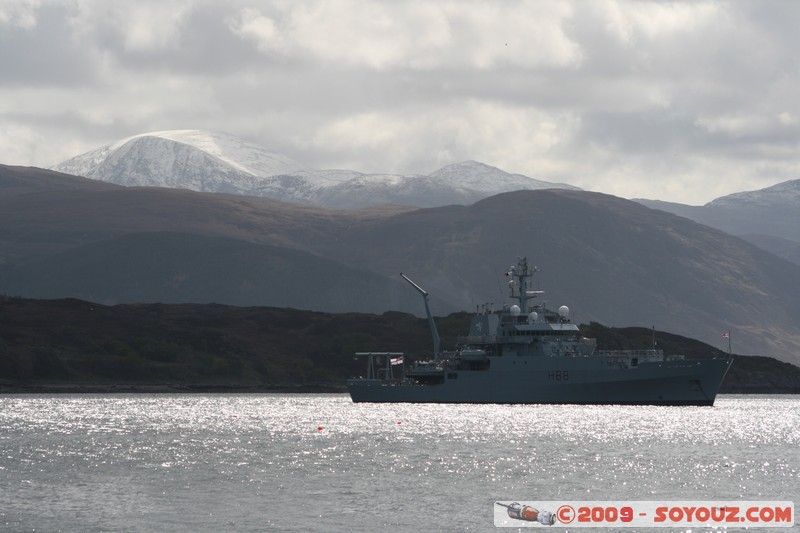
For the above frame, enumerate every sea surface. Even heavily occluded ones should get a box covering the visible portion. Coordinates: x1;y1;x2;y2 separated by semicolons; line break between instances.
0;394;797;532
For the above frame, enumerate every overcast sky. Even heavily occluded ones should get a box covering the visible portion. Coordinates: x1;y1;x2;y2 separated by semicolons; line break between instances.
1;1;798;204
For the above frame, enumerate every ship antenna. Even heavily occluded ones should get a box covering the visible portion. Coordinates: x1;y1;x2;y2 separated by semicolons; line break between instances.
517;257;530;314
400;273;441;361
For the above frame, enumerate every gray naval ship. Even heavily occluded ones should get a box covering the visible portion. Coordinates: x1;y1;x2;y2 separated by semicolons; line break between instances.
347;257;733;405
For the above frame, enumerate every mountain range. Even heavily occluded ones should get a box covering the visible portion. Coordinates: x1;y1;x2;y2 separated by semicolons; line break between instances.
52;130;800;267
2;163;800;368
636;180;800;266
51;130;579;209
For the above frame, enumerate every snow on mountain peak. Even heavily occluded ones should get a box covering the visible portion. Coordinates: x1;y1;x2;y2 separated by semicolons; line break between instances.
430;160;579;193
706;179;800;208
51;130;313;194
52;130;581;208
108;130;309;177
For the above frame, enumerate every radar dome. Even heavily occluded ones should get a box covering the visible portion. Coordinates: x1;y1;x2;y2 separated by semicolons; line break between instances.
528;312;538;323
558;305;570;318
510;305;521;316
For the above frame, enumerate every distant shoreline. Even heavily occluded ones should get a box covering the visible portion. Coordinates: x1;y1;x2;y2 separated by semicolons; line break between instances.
1;383;795;395
0;383;348;394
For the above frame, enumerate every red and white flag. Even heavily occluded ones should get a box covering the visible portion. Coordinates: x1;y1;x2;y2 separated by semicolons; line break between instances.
390;356;404;365
722;332;730;339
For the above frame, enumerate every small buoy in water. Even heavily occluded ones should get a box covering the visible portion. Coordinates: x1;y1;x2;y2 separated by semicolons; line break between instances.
317;426;324;431
396;421;402;425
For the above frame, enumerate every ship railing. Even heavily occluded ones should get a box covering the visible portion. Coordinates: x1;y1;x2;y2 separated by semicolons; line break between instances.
457;335;497;344
354;352;405;381
597;349;670;366
598;349;664;357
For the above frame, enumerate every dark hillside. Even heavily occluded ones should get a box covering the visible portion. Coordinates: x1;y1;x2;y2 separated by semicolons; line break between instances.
0;297;466;391
1;298;797;394
0;164;120;194
0;231;434;312
3;166;800;365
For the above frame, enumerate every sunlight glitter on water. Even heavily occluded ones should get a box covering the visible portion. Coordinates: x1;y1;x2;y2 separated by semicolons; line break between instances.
1;394;798;532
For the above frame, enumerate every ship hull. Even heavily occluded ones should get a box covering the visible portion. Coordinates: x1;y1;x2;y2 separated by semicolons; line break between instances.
347;356;733;406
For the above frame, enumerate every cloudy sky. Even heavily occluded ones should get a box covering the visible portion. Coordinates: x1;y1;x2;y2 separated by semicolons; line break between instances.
1;0;798;204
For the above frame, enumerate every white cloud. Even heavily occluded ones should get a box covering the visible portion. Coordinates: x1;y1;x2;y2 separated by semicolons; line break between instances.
229;1;581;70
695;113;786;138
121;4;191;52
1;0;799;204
309;100;581;176
0;123;44;163
0;0;41;29
603;0;721;44
778;112;796;126
228;8;283;55
66;0;194;53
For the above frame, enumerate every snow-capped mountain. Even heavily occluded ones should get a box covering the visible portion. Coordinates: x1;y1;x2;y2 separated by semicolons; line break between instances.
706;179;800;208
52;130;312;195
52;130;580;208
429;160;579;193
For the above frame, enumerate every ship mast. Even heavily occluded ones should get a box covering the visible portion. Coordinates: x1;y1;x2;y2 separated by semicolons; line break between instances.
401;273;441;361
509;257;535;314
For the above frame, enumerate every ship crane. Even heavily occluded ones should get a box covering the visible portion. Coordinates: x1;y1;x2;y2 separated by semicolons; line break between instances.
400;273;441;361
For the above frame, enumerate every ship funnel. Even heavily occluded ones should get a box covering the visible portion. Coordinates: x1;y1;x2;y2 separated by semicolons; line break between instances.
400;273;441;361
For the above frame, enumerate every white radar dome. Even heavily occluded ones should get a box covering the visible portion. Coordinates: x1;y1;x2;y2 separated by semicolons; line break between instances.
510;305;521;316
558;305;570;318
528;312;538;323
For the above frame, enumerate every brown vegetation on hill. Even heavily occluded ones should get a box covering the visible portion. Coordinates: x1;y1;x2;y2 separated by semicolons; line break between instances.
1;297;798;394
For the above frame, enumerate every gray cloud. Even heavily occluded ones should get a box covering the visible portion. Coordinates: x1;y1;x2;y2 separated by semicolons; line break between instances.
1;0;799;204
0;4;99;86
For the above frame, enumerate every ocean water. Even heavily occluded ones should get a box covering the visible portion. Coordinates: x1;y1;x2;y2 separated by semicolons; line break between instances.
0;394;797;532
